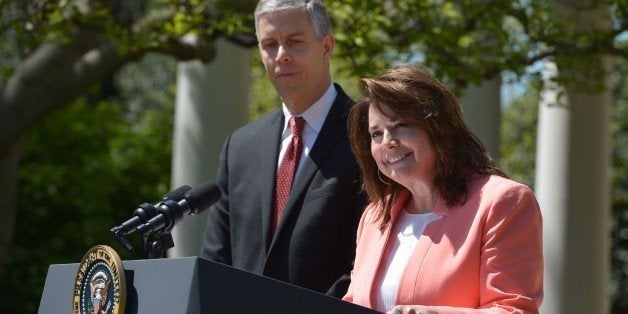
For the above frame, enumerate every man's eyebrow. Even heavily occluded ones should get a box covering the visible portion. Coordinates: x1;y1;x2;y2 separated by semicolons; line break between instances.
260;31;307;41
259;37;275;43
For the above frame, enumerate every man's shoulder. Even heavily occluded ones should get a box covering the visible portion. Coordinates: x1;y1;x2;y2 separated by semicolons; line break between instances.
231;109;282;135
332;83;355;106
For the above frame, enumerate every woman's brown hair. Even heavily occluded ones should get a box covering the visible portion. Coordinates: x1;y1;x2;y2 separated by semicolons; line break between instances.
347;63;505;229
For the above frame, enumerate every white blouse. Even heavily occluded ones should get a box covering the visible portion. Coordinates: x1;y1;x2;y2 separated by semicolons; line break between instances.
373;210;441;312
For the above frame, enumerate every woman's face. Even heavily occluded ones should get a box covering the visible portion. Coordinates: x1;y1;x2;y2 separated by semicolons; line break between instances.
368;105;437;187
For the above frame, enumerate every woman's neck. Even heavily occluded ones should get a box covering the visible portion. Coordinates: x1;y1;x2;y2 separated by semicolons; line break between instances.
405;188;436;214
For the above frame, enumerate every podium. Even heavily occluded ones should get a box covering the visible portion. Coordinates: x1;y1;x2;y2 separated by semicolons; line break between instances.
38;256;379;314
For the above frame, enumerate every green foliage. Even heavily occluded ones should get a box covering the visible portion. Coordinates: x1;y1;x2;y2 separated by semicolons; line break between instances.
249;54;282;120
500;80;540;188
330;0;548;86
329;0;625;92
0;0;255;70
328;0;393;76
0;55;176;312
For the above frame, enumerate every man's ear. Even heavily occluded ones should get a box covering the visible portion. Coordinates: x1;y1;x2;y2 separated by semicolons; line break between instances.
322;34;335;59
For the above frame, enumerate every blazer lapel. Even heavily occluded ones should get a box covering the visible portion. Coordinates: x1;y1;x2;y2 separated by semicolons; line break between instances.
261;111;284;250
363;189;411;307
395;198;447;305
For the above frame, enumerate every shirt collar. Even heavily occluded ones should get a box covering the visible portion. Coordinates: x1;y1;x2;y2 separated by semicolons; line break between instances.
281;83;337;134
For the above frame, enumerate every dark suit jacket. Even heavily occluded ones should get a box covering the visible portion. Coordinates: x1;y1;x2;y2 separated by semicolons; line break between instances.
200;85;366;297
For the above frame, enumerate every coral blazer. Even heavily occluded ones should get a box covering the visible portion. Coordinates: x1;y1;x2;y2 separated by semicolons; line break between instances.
343;174;543;313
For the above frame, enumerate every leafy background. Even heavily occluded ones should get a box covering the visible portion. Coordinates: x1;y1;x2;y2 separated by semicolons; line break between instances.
0;1;625;313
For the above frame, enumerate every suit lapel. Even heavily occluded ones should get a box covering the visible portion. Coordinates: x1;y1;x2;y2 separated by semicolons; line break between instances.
272;87;353;239
293;89;350;198
261;111;284;251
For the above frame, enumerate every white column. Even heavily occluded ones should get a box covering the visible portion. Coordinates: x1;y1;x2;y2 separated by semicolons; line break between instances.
536;58;611;313
535;62;571;314
169;38;251;257
460;77;501;157
536;1;613;312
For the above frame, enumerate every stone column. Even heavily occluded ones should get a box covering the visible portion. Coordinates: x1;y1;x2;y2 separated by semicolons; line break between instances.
460;77;501;157
169;39;251;257
536;58;611;313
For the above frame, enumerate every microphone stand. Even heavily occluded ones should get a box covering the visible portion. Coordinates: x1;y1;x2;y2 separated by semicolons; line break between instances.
112;227;174;259
141;230;174;259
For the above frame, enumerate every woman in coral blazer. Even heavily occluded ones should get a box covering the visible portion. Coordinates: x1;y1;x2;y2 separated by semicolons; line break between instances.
343;64;543;314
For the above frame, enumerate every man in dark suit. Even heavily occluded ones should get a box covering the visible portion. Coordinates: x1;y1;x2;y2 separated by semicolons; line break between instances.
199;0;366;298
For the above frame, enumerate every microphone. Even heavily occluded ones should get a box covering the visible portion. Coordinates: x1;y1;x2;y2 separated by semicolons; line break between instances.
135;181;222;235
111;185;192;236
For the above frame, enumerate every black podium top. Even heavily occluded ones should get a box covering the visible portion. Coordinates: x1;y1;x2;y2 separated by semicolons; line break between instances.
39;256;379;314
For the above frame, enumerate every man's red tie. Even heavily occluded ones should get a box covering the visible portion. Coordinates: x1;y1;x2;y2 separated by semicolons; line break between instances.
272;116;305;233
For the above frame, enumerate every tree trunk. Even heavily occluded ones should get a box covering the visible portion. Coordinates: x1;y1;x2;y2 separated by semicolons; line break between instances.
0;138;24;264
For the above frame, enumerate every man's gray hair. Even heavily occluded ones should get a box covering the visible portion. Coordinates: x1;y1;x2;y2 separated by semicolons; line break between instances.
254;0;332;40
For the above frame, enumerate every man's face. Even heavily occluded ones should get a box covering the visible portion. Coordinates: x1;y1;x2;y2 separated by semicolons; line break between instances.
257;8;334;113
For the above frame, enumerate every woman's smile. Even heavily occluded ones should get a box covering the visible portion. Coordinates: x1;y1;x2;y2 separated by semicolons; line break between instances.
386;152;412;165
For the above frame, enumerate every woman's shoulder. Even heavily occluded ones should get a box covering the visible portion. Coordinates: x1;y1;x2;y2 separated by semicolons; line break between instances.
466;174;540;219
470;173;534;196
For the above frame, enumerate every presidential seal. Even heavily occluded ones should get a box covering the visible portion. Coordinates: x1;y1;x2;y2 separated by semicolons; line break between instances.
73;245;126;314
